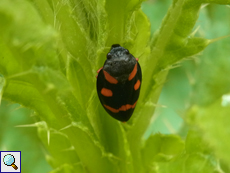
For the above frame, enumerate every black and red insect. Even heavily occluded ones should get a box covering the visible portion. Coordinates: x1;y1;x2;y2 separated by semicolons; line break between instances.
96;44;142;122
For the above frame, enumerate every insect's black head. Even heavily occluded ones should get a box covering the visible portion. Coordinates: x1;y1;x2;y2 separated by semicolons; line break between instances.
103;44;137;83
106;44;129;60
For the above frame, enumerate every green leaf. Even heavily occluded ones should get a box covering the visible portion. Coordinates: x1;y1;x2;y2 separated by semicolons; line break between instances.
204;0;230;4
87;93;134;172
61;122;118;173
49;164;83;173
157;153;217;173
0;0;58;74
67;57;93;108
36;122;83;170
125;9;151;62
0;101;52;173
142;134;184;167
2;79;57;124
185;129;211;154
187;100;230;169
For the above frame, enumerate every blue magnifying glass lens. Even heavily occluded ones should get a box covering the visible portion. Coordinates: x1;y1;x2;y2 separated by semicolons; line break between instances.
3;154;15;166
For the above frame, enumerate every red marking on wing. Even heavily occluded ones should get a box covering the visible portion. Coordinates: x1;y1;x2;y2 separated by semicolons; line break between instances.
101;88;113;97
96;67;103;78
134;80;141;90
103;101;137;113
103;70;118;84
97;67;103;73
104;105;119;113
128;63;137;81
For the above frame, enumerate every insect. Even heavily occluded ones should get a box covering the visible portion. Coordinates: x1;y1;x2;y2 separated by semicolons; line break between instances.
96;44;142;122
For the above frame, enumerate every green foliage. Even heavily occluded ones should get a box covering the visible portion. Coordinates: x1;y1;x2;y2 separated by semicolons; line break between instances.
0;0;230;172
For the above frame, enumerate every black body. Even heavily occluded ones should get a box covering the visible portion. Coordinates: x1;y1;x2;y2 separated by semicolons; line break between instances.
96;44;142;122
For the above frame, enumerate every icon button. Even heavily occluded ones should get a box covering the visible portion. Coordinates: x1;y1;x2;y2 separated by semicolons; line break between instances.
3;154;18;170
0;151;21;173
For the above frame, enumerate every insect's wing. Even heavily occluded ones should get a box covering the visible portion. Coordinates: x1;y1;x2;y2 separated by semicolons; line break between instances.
96;62;142;122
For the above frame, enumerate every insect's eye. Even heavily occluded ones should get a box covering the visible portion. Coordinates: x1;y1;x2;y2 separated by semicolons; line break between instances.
107;53;112;59
124;49;129;54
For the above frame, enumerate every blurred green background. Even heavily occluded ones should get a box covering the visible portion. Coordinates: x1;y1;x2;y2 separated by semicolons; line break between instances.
142;1;230;137
1;0;230;172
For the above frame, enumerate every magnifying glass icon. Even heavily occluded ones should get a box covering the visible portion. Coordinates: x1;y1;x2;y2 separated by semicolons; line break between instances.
3;154;18;170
